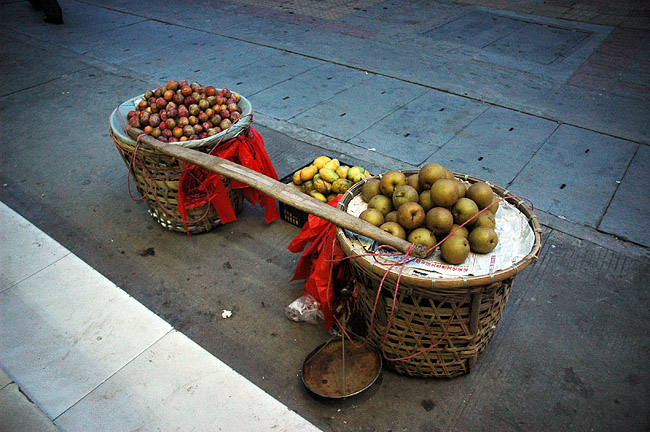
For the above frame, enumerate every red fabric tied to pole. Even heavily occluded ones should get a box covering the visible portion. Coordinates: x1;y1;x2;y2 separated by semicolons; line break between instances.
288;196;348;330
178;128;280;233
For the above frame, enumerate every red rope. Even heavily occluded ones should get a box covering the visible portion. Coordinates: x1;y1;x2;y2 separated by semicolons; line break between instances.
113;104;254;226
330;193;534;362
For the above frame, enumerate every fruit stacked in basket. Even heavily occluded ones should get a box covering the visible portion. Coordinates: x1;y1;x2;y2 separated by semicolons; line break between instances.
355;162;501;265
125;80;245;144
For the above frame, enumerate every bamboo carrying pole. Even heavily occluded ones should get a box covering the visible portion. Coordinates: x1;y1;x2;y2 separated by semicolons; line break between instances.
126;127;429;258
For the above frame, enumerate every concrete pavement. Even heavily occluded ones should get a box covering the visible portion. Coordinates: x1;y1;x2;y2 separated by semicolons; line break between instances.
1;0;649;430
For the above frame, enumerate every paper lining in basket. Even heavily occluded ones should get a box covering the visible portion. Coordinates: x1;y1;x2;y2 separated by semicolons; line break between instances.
344;194;535;278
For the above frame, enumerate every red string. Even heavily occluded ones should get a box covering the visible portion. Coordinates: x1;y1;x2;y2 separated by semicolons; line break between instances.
329;193;534;362
113;104;254;225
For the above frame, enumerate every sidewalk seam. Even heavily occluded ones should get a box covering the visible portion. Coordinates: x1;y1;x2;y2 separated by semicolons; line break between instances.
51;328;175;423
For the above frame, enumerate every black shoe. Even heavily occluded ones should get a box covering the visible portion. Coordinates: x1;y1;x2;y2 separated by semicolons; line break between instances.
39;0;63;24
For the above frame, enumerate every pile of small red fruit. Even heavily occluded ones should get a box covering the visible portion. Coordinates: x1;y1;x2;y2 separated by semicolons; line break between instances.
126;80;244;142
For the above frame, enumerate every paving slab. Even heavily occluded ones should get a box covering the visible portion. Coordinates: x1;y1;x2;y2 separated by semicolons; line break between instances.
350;89;489;165
220;50;325;98
458;229;650;431
293;74;429;141
0;30;88;97
0;202;69;292
64;19;197;61
0;246;172;418
111;30;280;85
0;368;11;389
0;0;144;46
509;124;638;227
426;106;559;185
55;330;320;431
424;9;528;49
249;63;372;121
599;144;650;247
542;84;650;144
0;383;61;432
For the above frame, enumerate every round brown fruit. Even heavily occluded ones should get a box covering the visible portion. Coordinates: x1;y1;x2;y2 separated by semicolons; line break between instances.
473;211;496;229
407;227;437;252
425;207;454;237
452;198;479;226
367;194;393;217
430;178;460;208
466;181;494;210
359;208;385;227
361;179;381;202
379;170;407;197
392;185;419;209
418;163;447;190
448;224;469;239
384;211;398;223
380;222;406;240
396;201;425;230
468;227;498;254
440;235;470;265
406;173;422;193
419;190;435;213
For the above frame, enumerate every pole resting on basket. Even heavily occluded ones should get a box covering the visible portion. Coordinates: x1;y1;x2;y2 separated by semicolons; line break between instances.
126;127;430;259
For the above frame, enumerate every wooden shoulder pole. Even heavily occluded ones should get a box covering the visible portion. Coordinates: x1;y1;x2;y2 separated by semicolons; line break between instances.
126;127;429;258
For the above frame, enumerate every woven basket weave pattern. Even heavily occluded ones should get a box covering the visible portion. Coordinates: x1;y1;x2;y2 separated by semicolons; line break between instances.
355;264;513;377
337;170;540;378
111;130;243;234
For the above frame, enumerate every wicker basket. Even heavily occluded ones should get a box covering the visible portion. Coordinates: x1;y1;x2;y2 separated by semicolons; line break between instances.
110;128;244;234
336;170;542;378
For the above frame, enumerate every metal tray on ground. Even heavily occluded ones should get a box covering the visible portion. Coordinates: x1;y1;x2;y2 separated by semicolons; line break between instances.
301;338;381;398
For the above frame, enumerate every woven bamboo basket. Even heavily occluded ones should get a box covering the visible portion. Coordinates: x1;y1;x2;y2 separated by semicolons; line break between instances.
110;129;244;234
336;170;542;378
109;90;253;233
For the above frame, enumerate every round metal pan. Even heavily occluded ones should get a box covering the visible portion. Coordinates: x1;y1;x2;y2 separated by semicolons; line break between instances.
301;338;381;398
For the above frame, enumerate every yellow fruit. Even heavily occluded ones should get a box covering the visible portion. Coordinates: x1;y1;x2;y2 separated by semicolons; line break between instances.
323;159;340;171
313;178;332;195
347;166;364;181
326;194;338;202
332;178;353;194
319;168;339;183
379;222;406;240
336;165;349;179
301;180;315;194
359;208;385;227
300;164;318;182
292;170;303;185
313;156;331;169
310;191;328;202
407;227;437;253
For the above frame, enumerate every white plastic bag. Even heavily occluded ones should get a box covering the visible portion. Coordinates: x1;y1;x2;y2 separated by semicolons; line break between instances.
285;294;324;324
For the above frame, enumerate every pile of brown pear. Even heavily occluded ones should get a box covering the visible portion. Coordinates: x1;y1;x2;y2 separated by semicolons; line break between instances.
359;163;500;265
